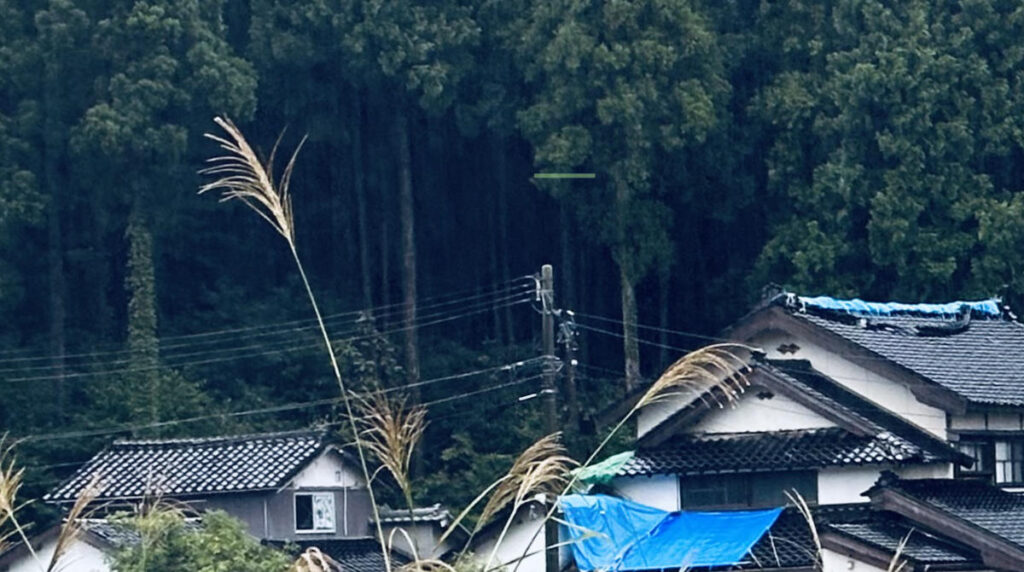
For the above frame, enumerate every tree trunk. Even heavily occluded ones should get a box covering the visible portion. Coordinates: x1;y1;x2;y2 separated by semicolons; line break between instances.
395;110;420;396
658;268;671;370
351;88;373;311
495;137;514;344
43;81;66;424
46;150;66;424
620;261;641;392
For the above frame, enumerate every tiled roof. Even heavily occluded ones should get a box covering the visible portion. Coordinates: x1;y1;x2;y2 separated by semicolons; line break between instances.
377;503;452;525
619;427;925;477
743;508;816;569
829;520;976;564
878;475;1024;548
268;538;408;572
47;430;331;502
761;359;965;464
777;295;1024;405
744;504;981;570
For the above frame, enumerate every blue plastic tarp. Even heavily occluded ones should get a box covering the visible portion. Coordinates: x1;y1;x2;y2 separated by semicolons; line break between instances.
560;494;782;571
798;295;1001;318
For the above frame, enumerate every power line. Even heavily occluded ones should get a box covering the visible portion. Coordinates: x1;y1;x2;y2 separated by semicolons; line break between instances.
0;295;533;384
0;287;532;376
13;368;547;444
0;280;534;368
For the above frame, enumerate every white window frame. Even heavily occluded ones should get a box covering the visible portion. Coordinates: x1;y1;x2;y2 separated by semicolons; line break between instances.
295;491;336;533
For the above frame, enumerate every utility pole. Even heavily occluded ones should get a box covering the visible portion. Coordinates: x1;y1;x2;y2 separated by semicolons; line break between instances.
540;264;558;436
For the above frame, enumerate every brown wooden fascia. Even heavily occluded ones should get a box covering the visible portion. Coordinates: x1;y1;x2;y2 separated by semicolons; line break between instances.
728;307;969;415
870;488;1024;571
752;366;876;437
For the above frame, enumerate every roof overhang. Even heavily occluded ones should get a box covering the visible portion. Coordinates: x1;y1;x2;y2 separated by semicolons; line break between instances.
867;486;1024;571
639;364;873;449
728;306;969;414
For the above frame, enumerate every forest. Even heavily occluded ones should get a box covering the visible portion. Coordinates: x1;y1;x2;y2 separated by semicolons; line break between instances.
4;0;1024;522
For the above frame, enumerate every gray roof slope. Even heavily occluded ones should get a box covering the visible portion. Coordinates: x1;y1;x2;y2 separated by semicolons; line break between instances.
744;504;981;569
878;475;1024;548
779;297;1024;405
620;427;927;477
47;430;331;502
763;359;966;464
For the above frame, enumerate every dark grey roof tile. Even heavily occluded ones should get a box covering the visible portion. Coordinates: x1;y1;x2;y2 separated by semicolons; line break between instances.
46;430;330;502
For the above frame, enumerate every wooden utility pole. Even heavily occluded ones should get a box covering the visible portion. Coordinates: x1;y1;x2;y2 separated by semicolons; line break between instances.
540;264;558;436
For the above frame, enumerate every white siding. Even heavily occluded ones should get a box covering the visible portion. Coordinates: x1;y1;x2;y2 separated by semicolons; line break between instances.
290;450;362;488
691;389;835;434
750;331;948;439
6;536;109;572
611;475;679;511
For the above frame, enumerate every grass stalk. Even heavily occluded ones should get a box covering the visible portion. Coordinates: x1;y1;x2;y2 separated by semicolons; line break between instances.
201;117;390;571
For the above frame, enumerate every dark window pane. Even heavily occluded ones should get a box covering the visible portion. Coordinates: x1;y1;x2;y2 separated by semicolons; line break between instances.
751;471;817;507
295;495;313;531
681;474;748;509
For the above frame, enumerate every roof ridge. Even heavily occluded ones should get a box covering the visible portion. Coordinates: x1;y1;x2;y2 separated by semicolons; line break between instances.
112;428;327;448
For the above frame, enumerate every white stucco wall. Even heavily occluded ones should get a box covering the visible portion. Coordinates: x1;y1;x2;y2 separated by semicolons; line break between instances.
290;449;362;488
691;388;836;434
817;466;885;504
750;331;948;439
637;394;690;439
611;475;679;511
897;463;954;479
5;536;109;572
821;548;887;572
473;505;548;572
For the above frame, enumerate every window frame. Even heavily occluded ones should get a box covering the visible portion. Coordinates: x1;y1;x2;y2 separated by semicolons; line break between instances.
294;491;337;534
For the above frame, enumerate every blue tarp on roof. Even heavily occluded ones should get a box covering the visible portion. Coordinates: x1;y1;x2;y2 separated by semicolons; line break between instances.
560;494;782;571
798;295;1001;318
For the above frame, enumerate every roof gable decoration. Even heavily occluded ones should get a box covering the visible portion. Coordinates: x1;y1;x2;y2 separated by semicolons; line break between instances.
47;430;334;503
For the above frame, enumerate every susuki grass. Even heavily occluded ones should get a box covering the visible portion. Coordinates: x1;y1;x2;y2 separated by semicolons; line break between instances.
354;391;427;514
200;117;391;570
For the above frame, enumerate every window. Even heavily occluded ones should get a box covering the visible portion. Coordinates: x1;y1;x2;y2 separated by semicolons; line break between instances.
295;492;335;533
680;472;817;510
995;441;1024;484
957;441;989;474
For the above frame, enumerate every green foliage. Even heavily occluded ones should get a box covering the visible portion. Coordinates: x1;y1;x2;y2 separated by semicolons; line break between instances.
518;0;729;282
109;508;292;572
755;0;1024;302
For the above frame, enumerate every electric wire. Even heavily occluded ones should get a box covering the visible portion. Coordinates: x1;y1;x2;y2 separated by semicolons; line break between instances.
13;371;546;444
0;279;534;368
0;294;533;384
0;287;533;376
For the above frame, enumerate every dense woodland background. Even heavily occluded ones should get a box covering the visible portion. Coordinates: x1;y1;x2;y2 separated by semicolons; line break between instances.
5;0;1024;522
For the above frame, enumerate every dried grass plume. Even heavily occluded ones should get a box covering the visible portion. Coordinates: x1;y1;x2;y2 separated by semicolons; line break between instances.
199;116;305;245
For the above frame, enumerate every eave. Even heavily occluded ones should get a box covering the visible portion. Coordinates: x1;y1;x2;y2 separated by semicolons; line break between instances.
727;306;969;414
